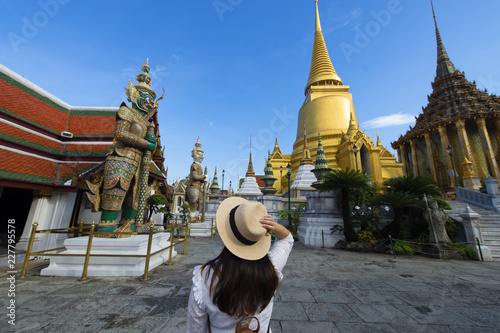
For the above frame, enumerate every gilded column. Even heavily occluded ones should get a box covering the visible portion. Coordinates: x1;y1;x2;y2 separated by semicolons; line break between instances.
409;139;419;177
400;144;409;177
424;132;438;181
476;117;500;180
455;119;474;167
437;126;455;188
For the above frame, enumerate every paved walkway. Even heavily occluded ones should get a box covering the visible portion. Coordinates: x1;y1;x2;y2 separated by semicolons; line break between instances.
2;236;500;332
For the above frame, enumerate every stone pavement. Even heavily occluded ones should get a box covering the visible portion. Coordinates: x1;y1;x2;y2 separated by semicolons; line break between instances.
2;236;500;333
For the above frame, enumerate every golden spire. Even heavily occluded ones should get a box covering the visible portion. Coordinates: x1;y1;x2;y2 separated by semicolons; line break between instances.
272;134;282;155
300;122;314;165
245;136;256;177
347;109;357;135
376;131;382;147
305;0;342;95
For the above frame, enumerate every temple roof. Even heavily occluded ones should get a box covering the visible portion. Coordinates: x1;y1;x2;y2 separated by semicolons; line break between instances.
304;0;342;95
271;135;284;160
391;3;500;147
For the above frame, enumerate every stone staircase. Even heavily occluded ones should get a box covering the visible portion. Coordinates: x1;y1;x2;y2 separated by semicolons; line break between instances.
445;200;500;261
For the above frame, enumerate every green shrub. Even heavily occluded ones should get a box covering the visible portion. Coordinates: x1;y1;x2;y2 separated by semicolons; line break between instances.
450;243;476;258
445;218;458;239
393;240;415;254
433;198;451;210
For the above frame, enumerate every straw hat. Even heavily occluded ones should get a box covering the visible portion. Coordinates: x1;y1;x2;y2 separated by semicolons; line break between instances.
216;197;271;260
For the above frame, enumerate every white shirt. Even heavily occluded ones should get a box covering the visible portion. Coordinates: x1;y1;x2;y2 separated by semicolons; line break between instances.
186;234;294;333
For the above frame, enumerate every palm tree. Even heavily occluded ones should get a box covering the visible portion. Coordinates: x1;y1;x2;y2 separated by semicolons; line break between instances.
384;176;441;197
371;191;422;238
317;168;372;242
389;176;443;231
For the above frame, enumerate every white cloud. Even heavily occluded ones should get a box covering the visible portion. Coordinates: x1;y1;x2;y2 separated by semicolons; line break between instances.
361;112;415;129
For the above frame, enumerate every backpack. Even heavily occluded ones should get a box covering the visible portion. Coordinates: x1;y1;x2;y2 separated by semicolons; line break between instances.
235;316;260;333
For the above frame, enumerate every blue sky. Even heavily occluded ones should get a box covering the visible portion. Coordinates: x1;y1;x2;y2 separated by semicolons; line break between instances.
1;0;499;189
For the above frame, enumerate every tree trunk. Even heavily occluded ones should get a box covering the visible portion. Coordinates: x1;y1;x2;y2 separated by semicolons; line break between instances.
341;188;358;242
392;207;403;239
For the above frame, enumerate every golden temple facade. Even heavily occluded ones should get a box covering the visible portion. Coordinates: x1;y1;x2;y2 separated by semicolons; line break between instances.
270;1;403;193
391;2;500;191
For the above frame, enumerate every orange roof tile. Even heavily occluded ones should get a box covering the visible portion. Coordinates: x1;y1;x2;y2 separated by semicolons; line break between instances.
0;122;60;151
0;79;68;133
67;114;116;136
0;149;57;180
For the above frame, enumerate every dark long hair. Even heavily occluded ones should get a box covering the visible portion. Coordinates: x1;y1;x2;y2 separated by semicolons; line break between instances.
202;247;279;317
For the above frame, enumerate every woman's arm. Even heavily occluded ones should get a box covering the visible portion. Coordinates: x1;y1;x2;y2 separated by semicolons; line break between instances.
186;269;208;332
260;215;290;240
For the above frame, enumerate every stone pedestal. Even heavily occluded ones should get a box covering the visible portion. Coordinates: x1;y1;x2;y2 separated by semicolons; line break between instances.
462;176;481;190
485;175;500;195
189;221;215;237
261;196;282;221
40;233;177;277
459;205;493;261
298;191;343;247
204;199;219;221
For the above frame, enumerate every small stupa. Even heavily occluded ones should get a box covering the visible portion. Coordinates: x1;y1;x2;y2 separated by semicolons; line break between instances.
262;151;277;195
291;123;317;190
237;138;262;196
311;133;332;189
209;167;220;200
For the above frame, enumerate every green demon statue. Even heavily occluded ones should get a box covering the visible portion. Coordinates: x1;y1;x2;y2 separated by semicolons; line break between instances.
86;60;163;237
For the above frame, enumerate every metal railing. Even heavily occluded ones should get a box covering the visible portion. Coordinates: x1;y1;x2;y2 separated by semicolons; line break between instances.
164;216;216;237
19;220;188;281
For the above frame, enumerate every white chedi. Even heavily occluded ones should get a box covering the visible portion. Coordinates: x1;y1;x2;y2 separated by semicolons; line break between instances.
237;177;262;195
291;164;316;188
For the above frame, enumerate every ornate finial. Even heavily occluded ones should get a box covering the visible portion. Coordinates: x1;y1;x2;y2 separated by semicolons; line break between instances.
272;134;282;156
430;0;455;78
300;122;313;165
125;59;157;104
192;136;203;156
195;136;202;149
245;136;255;177
347;108;357;135
141;58;150;73
376;131;382;146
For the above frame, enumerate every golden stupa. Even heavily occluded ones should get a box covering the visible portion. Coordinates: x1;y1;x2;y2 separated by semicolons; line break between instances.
271;0;403;193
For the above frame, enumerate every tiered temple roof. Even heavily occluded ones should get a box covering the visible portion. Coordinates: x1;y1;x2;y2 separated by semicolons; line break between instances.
392;2;500;147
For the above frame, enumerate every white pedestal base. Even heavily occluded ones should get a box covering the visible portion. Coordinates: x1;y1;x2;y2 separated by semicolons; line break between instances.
41;233;177;277
298;191;344;247
189;222;214;237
